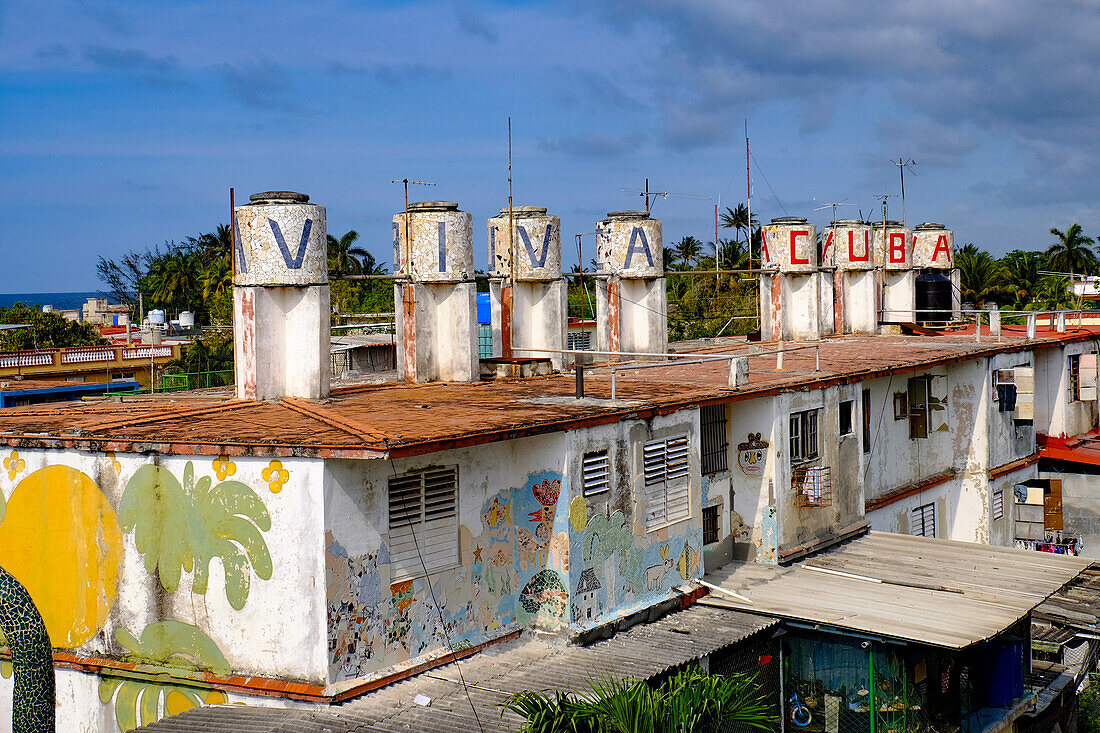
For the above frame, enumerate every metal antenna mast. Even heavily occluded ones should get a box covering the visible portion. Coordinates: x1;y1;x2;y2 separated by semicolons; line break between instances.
813;199;855;225
390;178;436;272
891;158;917;226
622;183;710;214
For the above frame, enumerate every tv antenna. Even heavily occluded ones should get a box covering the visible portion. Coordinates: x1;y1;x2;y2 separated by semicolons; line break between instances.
622;179;711;214
390;178;436;269
891;158;917;225
872;193;897;223
813;199;856;225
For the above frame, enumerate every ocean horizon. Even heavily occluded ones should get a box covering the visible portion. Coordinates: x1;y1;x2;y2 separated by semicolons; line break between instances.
0;291;115;311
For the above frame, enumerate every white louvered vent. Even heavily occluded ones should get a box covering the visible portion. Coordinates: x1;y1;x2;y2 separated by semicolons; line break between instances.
582;450;610;495
911;502;935;538
643;436;691;530
388;467;458;580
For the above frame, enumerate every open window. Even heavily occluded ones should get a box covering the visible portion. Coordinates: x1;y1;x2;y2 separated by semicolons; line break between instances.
994;366;1034;421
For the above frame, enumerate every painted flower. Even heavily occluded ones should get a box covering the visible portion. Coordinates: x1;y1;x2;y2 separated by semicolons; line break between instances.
3;451;25;481
212;455;237;481
105;451;122;474
261;460;290;493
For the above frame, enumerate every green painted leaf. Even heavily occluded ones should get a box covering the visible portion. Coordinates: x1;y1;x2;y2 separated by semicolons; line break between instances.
114;620;231;675
188;478;272;608
114;680;140;732
139;684;162;727
119;464;194;592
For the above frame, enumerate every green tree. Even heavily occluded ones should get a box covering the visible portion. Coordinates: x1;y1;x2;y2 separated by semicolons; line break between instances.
503;666;774;733
674;236;704;269
0;303;106;352
996;250;1044;308
1047;223;1097;280
956;244;1005;306
327;229;371;275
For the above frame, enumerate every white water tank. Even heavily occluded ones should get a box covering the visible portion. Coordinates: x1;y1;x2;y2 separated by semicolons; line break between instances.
392;201;473;283
234;191;328;286
148;309;166;325
825;220;874;271
873;222;914;271
179;310;195;328
912;223;954;269
595;211;662;278
761;217;817;273
488;206;561;281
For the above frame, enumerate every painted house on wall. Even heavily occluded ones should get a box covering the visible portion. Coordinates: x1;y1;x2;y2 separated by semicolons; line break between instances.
0;193;1096;732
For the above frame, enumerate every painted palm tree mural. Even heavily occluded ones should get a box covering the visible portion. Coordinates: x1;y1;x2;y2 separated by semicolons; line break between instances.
119;460;273;610
98;621;230;732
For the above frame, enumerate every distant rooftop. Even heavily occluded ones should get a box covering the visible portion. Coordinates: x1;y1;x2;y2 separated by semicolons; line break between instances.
0;325;1093;458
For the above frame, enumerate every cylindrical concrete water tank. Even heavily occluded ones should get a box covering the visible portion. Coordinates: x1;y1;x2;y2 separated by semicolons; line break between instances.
148;309;165;325
392;201;473;283
912;223;954;270
234;191;327;286
825;220;874;271
916;271;953;322
761;217;817;273
487;206;561;281
873;221;913;271
596;211;662;278
179;310;195;328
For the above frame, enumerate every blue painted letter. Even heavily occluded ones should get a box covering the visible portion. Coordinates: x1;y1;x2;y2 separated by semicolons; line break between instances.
268;218;313;269
624;226;654;269
518;224;552;269
438;222;447;272
233;217;248;274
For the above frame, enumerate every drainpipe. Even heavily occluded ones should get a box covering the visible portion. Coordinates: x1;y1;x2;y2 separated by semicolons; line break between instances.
0;565;54;733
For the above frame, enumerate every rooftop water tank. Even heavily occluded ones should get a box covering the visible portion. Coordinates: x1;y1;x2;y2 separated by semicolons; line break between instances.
873;221;914;271
761;217;817;273
825;220;874;271
912;223;954;270
148;309;165;325
595;211;663;278
487;206;561;281
179;310;195;328
392;201;473;283
233;191;328;287
916;270;953;323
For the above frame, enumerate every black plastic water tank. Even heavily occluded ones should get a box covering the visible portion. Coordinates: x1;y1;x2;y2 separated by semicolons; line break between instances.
916;270;953;322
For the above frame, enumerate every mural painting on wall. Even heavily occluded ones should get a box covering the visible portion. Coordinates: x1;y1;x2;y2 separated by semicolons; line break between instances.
567;498;703;627
119;459;274;610
326;470;569;683
98;621;230;732
738;433;768;476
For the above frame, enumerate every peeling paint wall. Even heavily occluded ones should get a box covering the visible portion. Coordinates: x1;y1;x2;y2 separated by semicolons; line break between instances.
1035;342;1099;438
726;397;778;564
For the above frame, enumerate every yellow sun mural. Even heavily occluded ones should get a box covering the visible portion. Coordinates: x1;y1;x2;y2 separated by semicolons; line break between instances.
0;465;123;648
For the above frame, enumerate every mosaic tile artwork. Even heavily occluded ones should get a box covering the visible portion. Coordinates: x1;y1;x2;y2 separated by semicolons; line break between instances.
0;564;54;733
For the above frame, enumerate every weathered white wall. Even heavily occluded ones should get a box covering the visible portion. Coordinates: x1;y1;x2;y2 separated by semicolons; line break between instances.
397;281;478;382
882;270;915;322
726;395;779;564
1047;470;1100;560
0;449;327;731
618;278;668;355
510;280;568;371
1034;341;1099;438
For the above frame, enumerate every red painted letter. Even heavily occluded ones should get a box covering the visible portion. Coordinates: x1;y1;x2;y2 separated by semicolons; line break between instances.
932;234;951;264
889;232;906;264
849;230;870;262
789;230;810;265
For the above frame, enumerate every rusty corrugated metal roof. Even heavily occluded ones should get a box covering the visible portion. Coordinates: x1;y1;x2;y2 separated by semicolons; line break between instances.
137;603;777;732
0;328;1093;458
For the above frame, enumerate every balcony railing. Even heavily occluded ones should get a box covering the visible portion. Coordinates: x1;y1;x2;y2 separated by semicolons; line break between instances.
0;344;177;371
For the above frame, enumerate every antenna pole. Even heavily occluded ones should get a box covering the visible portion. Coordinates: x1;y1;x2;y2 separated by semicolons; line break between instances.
504;117;514;359
645;178;649;215
892;158;916;226
745;121;752;272
390;178;436;381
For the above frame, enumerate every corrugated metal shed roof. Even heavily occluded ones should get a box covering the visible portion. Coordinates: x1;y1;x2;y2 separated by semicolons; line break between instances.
700;531;1088;649
137;603;776;732
1034;564;1100;631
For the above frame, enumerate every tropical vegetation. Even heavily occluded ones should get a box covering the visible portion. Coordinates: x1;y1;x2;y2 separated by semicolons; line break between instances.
502;666;774;733
0;303;106;351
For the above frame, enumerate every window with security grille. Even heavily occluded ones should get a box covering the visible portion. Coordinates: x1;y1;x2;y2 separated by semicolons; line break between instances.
582;449;610;496
702;504;719;545
911;502;935;538
789;409;819;464
1070;354;1081;401
700;404;728;475
388;467;458;580
643;436;691;530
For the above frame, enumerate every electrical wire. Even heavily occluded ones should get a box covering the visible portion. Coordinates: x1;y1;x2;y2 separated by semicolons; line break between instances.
750;152;788;217
388;459;485;732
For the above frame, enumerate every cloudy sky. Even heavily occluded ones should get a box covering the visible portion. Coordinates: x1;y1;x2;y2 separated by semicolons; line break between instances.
2;0;1099;292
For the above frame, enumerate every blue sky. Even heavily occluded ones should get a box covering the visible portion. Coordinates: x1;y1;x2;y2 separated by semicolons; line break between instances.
2;0;1100;291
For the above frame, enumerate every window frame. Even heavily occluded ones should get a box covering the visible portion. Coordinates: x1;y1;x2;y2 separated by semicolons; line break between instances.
642;435;692;531
911;502;936;538
387;466;460;581
839;399;854;436
862;388;872;454
582;449;611;496
702;504;719;545
1070;354;1081;402
700;404;729;475
907;377;929;440
789;409;820;464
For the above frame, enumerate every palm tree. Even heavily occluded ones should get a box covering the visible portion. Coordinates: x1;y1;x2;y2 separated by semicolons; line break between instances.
1047;224;1097;282
327;230;371;275
145;250;202;312
190;224;232;267
503;666;774;733
674;236;704;270
996;250;1044;308
719;204;757;247
663;246;682;271
955;244;1004;307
